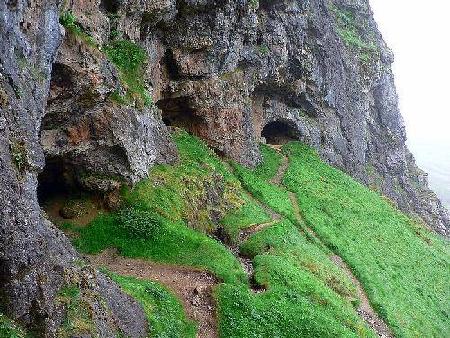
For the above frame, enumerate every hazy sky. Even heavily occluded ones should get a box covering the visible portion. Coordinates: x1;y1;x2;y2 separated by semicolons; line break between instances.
369;1;450;144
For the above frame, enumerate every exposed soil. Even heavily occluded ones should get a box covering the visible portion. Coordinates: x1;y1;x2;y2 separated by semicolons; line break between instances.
330;255;394;338
42;195;103;228
89;249;218;338
276;151;394;338
270;149;289;186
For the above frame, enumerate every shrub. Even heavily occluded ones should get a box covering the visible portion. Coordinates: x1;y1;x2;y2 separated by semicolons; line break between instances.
118;208;161;239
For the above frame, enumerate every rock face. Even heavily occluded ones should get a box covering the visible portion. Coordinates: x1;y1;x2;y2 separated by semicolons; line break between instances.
0;1;147;336
0;0;448;335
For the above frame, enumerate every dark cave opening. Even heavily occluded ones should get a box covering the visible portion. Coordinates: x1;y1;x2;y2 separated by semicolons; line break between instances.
100;0;121;13
37;157;78;204
37;157;103;224
157;97;206;136
261;120;299;145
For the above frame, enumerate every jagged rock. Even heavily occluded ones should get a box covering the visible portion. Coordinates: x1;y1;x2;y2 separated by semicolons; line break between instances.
0;0;448;335
0;1;148;336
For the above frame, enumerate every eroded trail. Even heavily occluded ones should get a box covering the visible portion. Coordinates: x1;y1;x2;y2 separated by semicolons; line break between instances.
330;255;393;338
89;249;218;338
277;150;393;338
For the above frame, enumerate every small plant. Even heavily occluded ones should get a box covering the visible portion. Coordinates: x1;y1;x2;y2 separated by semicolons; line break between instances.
118;208;161;238
60;11;80;34
257;44;270;56
9;140;27;172
104;39;153;107
59;10;97;47
249;0;259;10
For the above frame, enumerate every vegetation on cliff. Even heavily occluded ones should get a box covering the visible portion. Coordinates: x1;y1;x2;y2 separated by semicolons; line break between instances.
53;131;448;338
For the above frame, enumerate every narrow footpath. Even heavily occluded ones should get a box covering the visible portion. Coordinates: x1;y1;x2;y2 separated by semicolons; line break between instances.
269;146;393;338
89;249;218;338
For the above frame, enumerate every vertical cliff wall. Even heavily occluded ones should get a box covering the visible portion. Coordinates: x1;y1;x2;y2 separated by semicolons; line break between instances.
0;1;148;336
0;0;448;334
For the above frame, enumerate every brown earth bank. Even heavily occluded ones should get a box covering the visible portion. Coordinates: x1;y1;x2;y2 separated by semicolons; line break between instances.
89;249;219;338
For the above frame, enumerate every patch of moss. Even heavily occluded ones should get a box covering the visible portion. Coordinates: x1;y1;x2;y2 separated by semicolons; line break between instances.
104;39;153;108
0;313;26;338
330;5;378;62
257;44;269;56
9;140;27;173
56;284;96;337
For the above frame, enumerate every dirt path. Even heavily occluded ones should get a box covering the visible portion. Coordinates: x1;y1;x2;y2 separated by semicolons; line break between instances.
278;153;393;338
330;255;393;338
89;249;218;338
270;151;289;186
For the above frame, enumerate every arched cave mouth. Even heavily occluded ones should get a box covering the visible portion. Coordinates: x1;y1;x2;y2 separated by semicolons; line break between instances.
157;97;206;136
37;157;78;204
261;120;299;145
37;157;101;226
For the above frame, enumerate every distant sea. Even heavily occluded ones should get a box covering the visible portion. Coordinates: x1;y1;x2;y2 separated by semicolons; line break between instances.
408;140;450;212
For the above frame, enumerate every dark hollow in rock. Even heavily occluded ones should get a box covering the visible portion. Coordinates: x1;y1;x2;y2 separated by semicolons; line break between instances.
157;97;207;136
261;120;300;145
37;157;79;205
100;0;121;13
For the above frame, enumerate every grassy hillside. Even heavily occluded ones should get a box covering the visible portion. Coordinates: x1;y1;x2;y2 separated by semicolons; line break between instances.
56;131;449;338
282;142;450;337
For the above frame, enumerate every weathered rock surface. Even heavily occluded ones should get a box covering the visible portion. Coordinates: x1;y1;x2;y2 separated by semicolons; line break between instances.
1;0;448;335
0;1;147;336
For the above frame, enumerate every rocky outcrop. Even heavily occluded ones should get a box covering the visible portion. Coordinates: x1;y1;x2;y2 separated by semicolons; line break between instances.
136;0;447;235
32;0;450;235
0;1;147;336
0;0;448;335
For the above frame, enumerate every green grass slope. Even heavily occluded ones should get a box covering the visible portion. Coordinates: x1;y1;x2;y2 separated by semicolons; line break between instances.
65;132;449;338
0;314;26;338
217;219;372;338
107;272;197;338
282;142;450;338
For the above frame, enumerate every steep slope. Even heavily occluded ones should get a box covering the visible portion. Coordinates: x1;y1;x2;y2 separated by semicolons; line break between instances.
64;132;448;338
1;0;449;335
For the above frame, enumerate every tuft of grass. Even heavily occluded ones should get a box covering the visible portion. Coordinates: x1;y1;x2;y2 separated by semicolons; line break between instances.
9;140;27;172
220;193;271;243
59;11;97;47
104;39;153;108
257;44;269;56
0;313;26;338
107;272;197;338
282;141;450;337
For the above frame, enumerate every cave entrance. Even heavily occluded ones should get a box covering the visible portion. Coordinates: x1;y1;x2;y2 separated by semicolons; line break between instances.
37;157;102;226
261;120;299;145
157;97;206;136
37;157;77;204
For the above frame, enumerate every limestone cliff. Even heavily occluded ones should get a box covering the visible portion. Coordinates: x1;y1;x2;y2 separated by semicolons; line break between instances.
0;0;448;335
